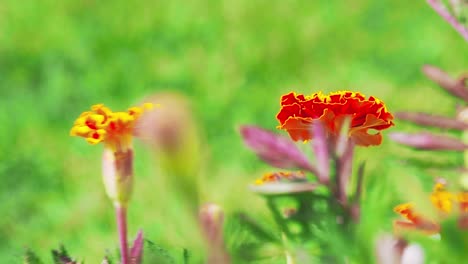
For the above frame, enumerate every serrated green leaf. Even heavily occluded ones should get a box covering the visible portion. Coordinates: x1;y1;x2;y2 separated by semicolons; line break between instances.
23;249;43;264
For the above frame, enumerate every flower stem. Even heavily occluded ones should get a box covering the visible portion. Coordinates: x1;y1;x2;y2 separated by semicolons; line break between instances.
116;204;129;264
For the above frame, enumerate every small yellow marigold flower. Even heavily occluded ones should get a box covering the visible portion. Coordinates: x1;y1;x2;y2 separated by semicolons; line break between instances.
70;103;152;206
70;103;153;151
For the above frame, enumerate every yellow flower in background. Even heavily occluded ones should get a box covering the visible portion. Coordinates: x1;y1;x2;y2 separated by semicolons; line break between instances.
430;183;454;213
254;171;306;185
393;182;468;235
70;103;153;151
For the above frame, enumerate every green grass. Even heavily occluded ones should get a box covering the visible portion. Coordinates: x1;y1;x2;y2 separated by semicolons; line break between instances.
1;0;468;262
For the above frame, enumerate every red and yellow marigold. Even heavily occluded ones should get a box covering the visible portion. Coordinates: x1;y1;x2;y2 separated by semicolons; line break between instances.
276;91;394;146
70;103;153;206
70;103;153;151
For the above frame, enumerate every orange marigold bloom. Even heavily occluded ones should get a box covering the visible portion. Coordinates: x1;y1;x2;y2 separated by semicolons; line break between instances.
276;91;394;146
393;182;468;235
254;171;306;185
70;103;153;206
70;103;153;151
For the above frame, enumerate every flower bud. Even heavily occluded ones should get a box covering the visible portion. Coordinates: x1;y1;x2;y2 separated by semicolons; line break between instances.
136;92;197;155
136;92;202;211
199;203;230;264
401;244;425;264
375;234;425;264
102;148;134;207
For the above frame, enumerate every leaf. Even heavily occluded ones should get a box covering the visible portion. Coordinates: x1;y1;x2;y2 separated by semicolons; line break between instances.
249;182;318;196
130;230;144;264
23;249;43;264
336;140;355;205
311;121;330;184
422;65;468;101
440;217;468;260
144;240;177;264
235;213;281;243
182;248;189;264
389;132;468;151
396;112;468;130
101;256;112;264
51;245;79;264
240;125;316;173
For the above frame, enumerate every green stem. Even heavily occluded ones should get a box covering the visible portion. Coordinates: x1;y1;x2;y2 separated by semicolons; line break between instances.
266;198;293;238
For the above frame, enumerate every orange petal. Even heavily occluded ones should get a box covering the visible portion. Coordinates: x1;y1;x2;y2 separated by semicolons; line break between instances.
350;115;389;146
393;220;440;235
280;117;314;141
277;103;302;125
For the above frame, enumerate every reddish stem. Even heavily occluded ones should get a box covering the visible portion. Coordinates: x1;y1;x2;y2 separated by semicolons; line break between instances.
427;0;468;42
116;205;129;264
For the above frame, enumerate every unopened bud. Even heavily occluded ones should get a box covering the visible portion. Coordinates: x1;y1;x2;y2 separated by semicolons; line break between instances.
136;91;202;212
375;234;424;264
102;148;134;207
401;244;425;264
136;92;196;154
199;203;230;264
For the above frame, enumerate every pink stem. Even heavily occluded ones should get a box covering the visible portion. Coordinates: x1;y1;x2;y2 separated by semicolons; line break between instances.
116;205;129;264
427;0;468;42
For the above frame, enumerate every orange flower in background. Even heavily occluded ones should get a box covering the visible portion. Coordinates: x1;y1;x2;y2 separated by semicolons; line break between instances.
276;91;394;146
70;103;153;151
393;183;468;235
254;171;306;185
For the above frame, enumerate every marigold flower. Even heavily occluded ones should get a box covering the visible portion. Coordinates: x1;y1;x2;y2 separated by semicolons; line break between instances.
70;103;153;151
254;171;306;185
71;103;153;264
393;182;468;234
276;91;394;146
70;103;152;207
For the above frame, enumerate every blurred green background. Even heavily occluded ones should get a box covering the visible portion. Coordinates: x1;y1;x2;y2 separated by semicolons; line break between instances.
1;0;468;262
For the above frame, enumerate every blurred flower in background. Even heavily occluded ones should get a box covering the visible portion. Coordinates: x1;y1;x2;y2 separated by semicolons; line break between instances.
375;234;425;264
394;181;468;234
136;91;203;213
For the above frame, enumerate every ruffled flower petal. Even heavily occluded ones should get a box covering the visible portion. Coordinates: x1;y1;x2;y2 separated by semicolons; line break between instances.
70;103;152;151
277;91;394;146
